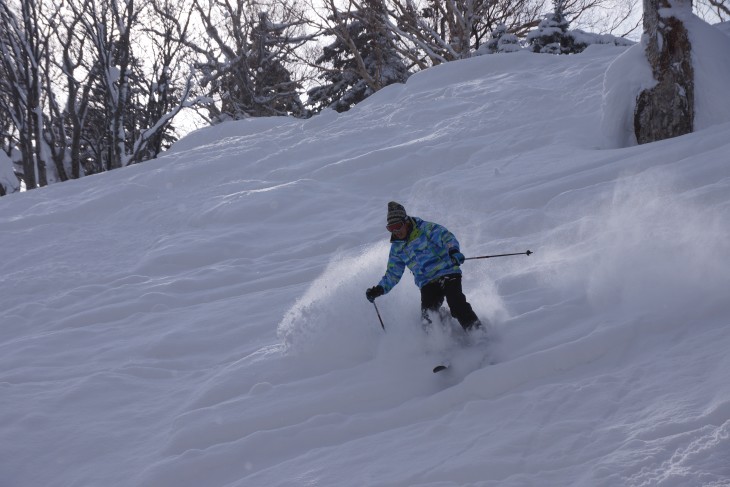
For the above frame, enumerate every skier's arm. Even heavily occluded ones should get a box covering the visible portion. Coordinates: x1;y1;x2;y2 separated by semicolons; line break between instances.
429;222;465;266
430;222;460;253
377;250;406;294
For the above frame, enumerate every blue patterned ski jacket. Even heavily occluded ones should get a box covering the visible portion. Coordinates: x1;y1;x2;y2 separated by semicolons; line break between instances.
377;217;462;293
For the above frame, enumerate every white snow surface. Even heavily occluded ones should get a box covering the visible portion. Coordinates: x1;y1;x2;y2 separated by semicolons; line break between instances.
2;24;730;487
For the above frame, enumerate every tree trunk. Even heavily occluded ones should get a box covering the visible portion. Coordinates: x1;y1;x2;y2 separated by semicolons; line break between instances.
634;0;694;144
19;132;36;189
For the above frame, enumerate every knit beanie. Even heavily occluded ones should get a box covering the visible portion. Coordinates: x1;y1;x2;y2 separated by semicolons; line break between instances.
387;201;407;225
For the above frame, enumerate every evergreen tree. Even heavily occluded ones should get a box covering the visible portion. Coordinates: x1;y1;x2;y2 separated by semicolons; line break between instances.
526;0;587;54
484;24;522;53
308;4;409;113
247;12;305;118
192;0;307;123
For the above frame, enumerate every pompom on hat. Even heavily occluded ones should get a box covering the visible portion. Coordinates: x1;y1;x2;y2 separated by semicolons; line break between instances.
387;201;407;225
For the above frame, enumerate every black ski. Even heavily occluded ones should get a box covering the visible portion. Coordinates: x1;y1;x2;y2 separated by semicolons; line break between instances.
433;364;449;373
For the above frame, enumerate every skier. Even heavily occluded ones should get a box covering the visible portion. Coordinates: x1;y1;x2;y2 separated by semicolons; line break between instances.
366;202;483;333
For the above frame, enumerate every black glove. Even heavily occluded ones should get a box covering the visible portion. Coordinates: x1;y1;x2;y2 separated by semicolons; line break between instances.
366;285;385;303
449;248;465;266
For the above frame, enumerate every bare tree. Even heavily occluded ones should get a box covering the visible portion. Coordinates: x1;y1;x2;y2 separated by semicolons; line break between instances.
568;0;642;38
695;0;729;20
42;2;97;180
378;0;548;66
133;0;198;161
68;0;197;170
0;121;20;194
185;0;311;122
75;0;141;169
0;0;55;189
0;0;200;196
0;20;18;191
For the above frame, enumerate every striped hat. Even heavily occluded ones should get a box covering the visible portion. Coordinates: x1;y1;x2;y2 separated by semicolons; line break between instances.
387;201;407;225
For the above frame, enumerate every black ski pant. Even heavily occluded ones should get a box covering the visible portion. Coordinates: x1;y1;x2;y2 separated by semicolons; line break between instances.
420;274;480;331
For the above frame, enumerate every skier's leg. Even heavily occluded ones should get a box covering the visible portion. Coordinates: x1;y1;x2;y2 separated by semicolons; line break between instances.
442;275;481;331
420;279;445;328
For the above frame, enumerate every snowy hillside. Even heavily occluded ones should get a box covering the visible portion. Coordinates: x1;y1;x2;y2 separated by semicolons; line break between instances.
2;21;730;487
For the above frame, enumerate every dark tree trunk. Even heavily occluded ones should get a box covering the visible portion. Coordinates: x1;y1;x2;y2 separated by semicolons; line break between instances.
634;0;694;144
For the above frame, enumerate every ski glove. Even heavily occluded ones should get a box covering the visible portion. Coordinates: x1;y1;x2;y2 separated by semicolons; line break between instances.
449;249;465;266
366;285;385;303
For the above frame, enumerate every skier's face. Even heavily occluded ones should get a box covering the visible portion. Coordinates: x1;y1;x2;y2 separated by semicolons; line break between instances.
388;220;409;239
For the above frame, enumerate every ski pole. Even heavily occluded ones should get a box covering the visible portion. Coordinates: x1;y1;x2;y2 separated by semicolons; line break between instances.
464;250;533;261
373;302;385;330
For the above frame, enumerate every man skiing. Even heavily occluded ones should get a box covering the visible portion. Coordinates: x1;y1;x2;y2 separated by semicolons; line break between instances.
366;201;482;332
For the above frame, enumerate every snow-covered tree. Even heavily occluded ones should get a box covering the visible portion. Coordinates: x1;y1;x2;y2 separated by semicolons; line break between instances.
135;0;196;161
308;0;409;113
527;0;587;53
483;23;523;53
0;0;57;189
383;0;545;65
0;24;17;194
246;11;306;117
189;0;308;122
0;0;197;193
42;6;95;181
67;0;196;170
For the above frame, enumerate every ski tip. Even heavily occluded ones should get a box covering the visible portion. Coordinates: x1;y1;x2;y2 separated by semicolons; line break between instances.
433;364;449;373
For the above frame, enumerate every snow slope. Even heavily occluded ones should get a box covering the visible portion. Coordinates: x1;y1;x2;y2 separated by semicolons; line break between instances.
2;22;730;487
